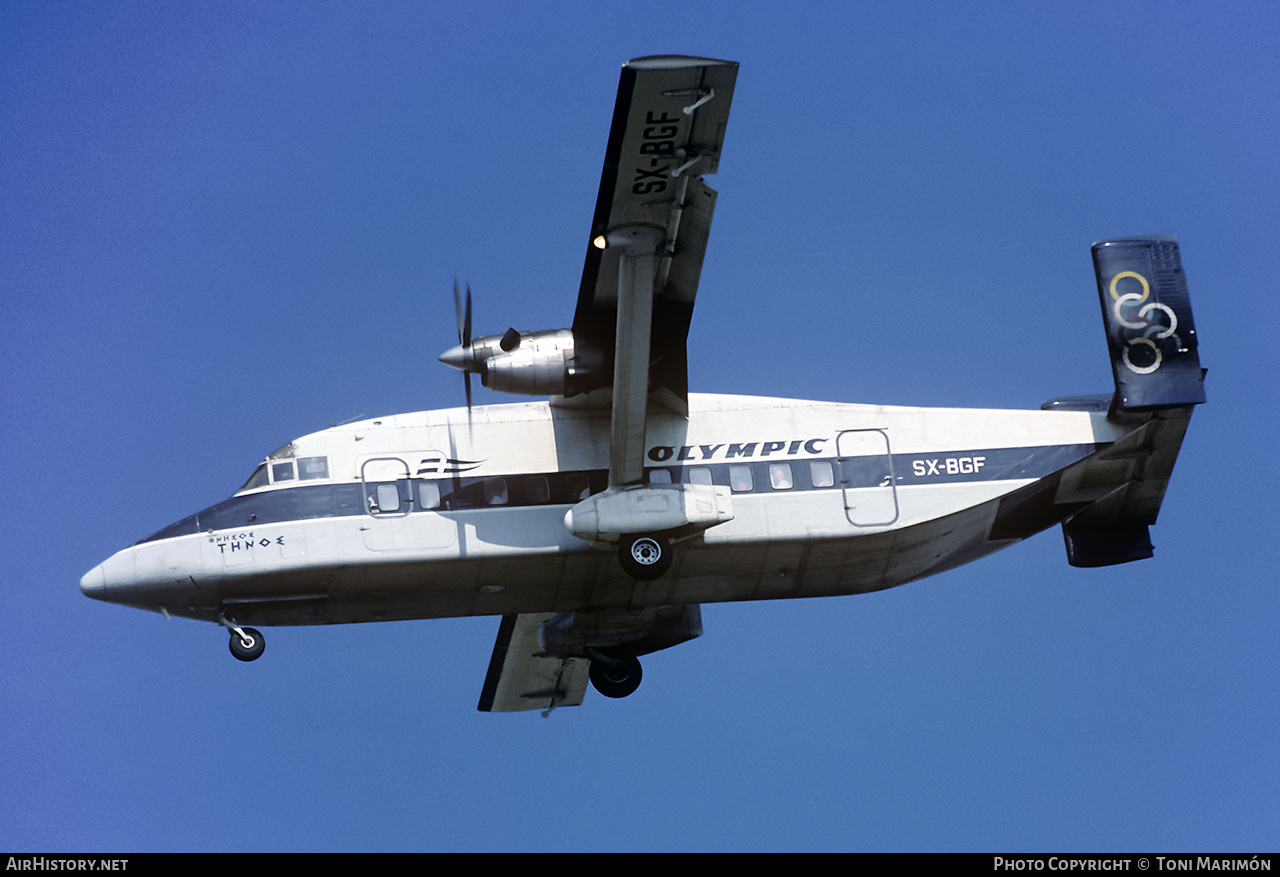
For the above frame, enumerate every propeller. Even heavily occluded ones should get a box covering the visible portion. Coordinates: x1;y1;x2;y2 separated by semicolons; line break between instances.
438;280;524;417
449;279;473;411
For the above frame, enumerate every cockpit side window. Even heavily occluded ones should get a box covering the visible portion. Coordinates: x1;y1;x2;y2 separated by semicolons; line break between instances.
297;456;329;481
272;461;296;483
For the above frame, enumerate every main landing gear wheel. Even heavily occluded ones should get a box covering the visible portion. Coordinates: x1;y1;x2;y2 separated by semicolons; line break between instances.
228;627;265;662
589;655;643;699
618;534;672;580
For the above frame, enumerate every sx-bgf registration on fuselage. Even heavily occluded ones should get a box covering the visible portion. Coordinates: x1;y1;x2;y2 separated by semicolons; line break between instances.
81;57;1207;714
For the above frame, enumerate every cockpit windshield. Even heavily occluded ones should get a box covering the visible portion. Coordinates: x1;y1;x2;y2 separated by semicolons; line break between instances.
236;456;330;496
238;464;269;493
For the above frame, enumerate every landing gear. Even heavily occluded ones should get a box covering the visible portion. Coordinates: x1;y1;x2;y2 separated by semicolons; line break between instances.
227;626;265;662
589;654;643;698
618;534;672;580
219;612;265;662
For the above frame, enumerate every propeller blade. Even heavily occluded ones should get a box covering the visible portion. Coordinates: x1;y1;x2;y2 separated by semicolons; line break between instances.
452;279;464;343
447;279;475;428
453;279;473;347
464;370;473;435
464;285;472;348
500;327;521;352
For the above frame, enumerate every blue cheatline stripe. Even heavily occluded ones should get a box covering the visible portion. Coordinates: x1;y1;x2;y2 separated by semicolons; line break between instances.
890;443;1100;486
136;443;1104;546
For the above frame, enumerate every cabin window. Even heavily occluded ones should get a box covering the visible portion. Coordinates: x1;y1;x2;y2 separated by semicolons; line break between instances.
417;480;441;510
297;456;329;481
689;467;713;485
810;460;835;488
239;464;269;492
769;462;794;490
566;474;590;502
375;483;401;512
272;461;295;483
647;469;672;484
527;476;550;503
484;478;508;505
729;464;754;492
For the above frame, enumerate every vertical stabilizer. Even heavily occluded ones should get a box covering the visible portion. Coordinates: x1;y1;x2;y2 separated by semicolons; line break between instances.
1092;235;1206;411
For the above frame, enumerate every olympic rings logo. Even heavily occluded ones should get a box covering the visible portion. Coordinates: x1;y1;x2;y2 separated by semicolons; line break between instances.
1108;271;1180;375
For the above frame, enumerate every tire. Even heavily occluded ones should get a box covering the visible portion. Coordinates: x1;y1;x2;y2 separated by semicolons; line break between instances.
228;627;265;662
618;534;672;580
589;655;643;698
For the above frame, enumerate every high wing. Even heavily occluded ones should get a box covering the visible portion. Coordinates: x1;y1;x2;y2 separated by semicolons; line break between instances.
478;58;736;712
569;55;738;487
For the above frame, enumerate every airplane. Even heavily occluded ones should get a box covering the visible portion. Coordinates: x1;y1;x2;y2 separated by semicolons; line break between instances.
80;56;1206;714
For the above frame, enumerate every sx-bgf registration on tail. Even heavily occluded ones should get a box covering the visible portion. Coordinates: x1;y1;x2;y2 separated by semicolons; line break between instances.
82;57;1206;713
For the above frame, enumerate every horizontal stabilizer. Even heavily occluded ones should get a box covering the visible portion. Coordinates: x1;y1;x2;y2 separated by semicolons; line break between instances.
1062;519;1153;567
477;613;590;713
1092;235;1206;410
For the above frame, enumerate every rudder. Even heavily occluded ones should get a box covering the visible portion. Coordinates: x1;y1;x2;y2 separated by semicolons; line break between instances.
1092;234;1206;411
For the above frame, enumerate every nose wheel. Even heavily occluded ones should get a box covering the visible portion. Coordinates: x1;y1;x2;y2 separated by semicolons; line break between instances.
228;627;265;661
220;614;266;662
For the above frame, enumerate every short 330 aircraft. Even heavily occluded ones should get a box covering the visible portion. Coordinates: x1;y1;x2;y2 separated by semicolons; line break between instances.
82;56;1206;713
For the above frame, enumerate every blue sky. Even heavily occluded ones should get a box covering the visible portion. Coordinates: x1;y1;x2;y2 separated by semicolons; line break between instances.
3;0;1277;852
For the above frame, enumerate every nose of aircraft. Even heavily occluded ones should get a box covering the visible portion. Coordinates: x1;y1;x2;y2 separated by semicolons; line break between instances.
80;564;106;600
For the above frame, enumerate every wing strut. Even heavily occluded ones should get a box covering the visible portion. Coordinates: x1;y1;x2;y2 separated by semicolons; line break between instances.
603;226;664;487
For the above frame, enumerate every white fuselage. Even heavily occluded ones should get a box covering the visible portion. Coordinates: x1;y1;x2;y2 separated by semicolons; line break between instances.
81;393;1124;627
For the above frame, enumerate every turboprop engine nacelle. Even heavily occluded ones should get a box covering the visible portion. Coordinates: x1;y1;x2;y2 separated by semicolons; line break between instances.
441;328;599;397
480;328;576;396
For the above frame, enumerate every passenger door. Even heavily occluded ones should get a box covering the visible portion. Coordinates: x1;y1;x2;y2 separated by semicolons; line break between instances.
359;456;457;552
836;429;899;527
